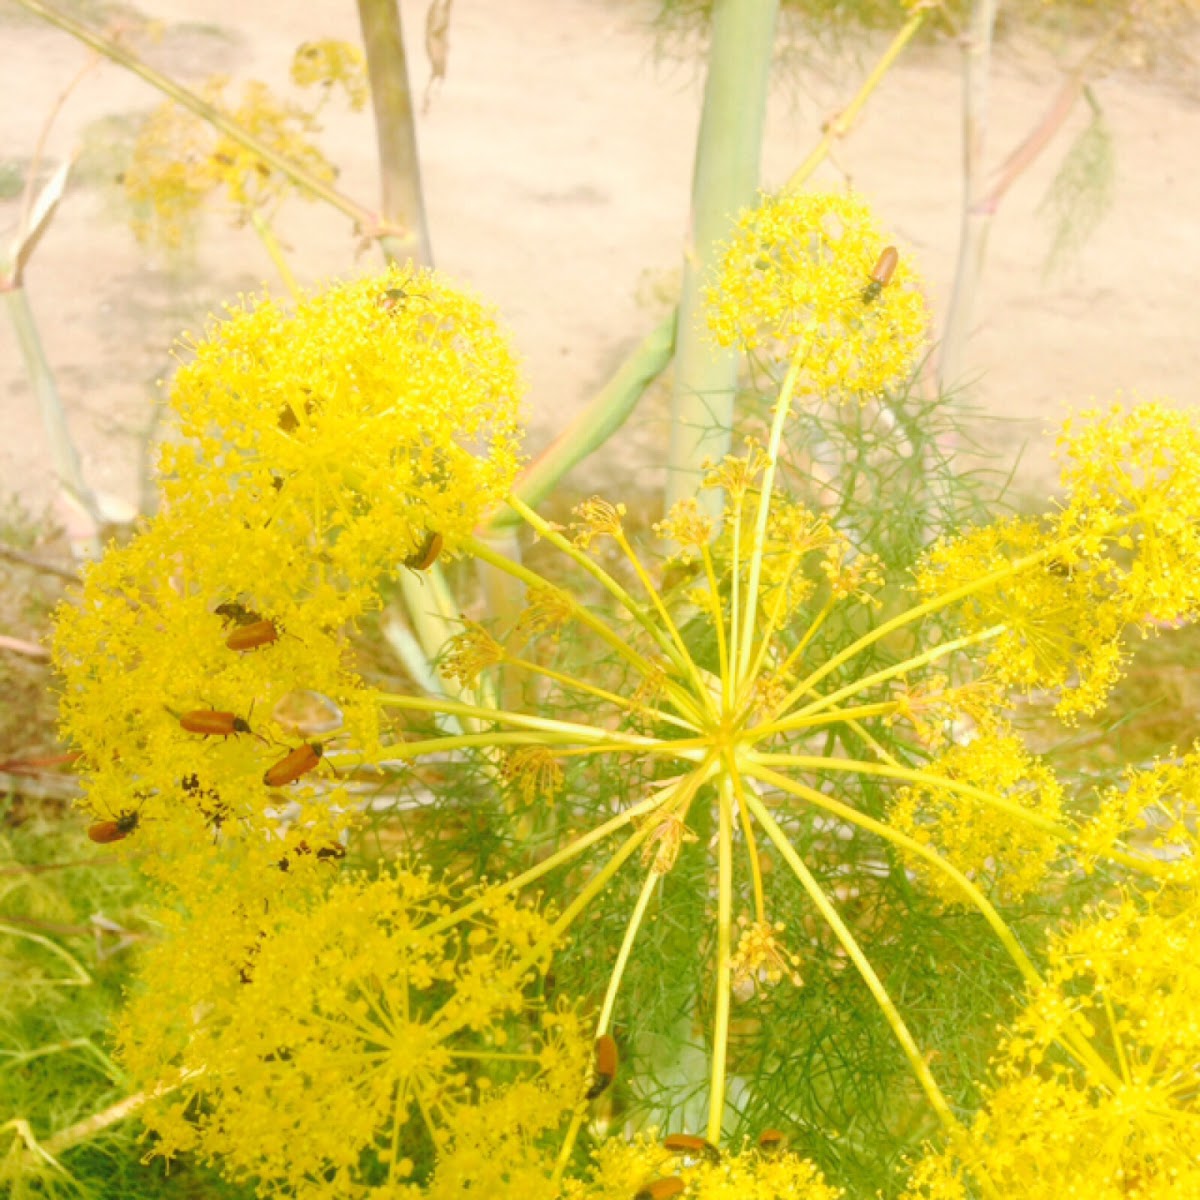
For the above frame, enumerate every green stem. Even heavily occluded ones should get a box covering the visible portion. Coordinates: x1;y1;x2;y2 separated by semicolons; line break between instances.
784;10;927;191
787;535;1091;708
465;532;664;686
732;770;767;923
249;210;300;298
376;730;706;765
491;313;676;528
748;747;1170;879
501;498;699;687
701;543;731;706
706;774;735;1142
761;698;902;733
419;790;667;940
501;654;698;733
374;692;666;749
615;531;718;725
666;0;779;515
741;789;960;1131
598;867;661;1035
2;288;103;529
356;0;432;264
937;0;998;393
772;623;1004;727
542;826;651;951
737;355;805;684
742;762;1123;1088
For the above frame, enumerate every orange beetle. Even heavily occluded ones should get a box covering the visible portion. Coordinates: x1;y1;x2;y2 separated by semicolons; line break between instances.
634;1180;685;1200
403;530;444;573
180;709;256;739
263;742;324;788
586;1034;618;1100
226;619;279;652
88;808;141;844
861;245;899;305
757;1128;787;1153
662;1133;721;1163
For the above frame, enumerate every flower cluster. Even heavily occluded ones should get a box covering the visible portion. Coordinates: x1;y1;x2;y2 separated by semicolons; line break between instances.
919;403;1200;720
118;867;588;1195
562;1133;844;1200
48;178;1200;1199
53;265;523;870
888;729;1066;904
124;41;365;248
706;190;929;397
902;888;1200;1198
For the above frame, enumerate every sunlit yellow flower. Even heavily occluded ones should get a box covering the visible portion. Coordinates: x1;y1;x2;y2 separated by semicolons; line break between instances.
888;730;1065;904
53;265;523;861
125;73;339;248
707;190;928;398
561;1132;843;1199
165;265;524;579
119;868;588;1195
290;39;368;109
731;917;803;994
502;746;565;807
1078;746;1200;884
902;891;1200;1199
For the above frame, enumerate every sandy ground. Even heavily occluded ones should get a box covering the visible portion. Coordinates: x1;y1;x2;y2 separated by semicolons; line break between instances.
2;0;1199;537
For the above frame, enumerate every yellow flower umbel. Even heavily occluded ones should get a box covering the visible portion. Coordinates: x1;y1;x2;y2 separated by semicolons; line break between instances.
119;867;589;1196
53;264;523;869
902;889;1200;1199
889;728;1066;904
124;40;365;260
50;221;1200;1195
561;1132;843;1200
359;394;1200;1171
706;190;928;399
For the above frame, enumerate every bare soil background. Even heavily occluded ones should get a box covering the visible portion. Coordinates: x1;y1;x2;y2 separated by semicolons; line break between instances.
2;0;1199;536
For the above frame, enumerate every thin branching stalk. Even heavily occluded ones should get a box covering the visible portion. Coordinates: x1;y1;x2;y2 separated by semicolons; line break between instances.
249;210;301;298
939;6;1129;389
785;531;1097;705
419;789;669;939
499;500;702;686
737;355;806;684
613;530;720;725
2;289;104;530
741;788;961;1133
784;9;928;191
13;0;391;238
741;763;1123;1088
774;625;1004;725
707;773;736;1140
375;694;677;750
464;531;706;725
490;313;676;528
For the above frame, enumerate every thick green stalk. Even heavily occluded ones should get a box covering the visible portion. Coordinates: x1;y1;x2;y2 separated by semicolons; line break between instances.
666;0;778;515
937;0;998;393
357;0;432;264
489;313;676;529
